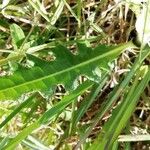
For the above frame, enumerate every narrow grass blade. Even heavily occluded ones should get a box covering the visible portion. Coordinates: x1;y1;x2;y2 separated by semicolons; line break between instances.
3;80;93;150
89;66;150;150
75;46;150;149
0;93;37;129
72;72;108;129
118;135;150;142
22;135;50;150
0;136;9;150
28;0;50;22
112;141;119;150
50;1;64;25
38;81;93;124
3;121;39;150
62;0;80;23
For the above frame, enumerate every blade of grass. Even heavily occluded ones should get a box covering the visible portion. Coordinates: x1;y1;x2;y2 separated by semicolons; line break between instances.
71;72;108;131
77;0;82;31
124;122;131;150
89;66;150;150
19;25;35;52
3;121;39;150
38;81;94;124
28;0;50;22
74;46;150;149
62;0;80;24
50;1;64;25
3;80;94;150
118;135;150;142
22;135;50;150
0;136;9;150
0;93;37;129
22;140;43;150
112;141;119;150
26;35;103;54
27;135;50;150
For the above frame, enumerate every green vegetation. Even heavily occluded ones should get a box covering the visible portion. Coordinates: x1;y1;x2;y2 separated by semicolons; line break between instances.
0;0;150;149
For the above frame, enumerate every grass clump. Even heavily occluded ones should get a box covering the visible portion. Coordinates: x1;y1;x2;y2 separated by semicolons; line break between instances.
0;0;150;150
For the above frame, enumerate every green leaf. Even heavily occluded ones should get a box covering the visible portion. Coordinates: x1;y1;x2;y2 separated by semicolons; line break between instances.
10;23;25;50
0;42;133;100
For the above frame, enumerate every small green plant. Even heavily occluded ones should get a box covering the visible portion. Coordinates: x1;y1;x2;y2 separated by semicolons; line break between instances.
0;0;150;150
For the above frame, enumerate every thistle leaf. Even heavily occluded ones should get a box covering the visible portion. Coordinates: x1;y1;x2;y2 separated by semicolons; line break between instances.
0;42;133;100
